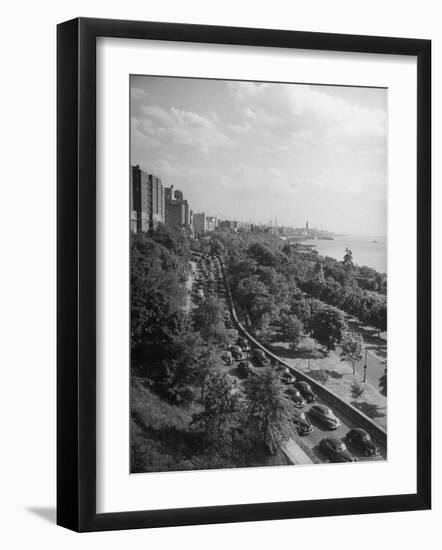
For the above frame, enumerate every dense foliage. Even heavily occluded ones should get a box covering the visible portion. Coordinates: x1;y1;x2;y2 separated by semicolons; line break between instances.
208;230;386;341
130;224;387;473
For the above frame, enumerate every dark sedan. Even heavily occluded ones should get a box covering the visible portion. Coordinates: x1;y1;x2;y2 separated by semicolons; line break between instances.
308;404;340;429
285;387;307;408
346;428;380;457
295;381;317;402
238;360;254;378
252;349;268;367
293;411;313;435
319;437;356;463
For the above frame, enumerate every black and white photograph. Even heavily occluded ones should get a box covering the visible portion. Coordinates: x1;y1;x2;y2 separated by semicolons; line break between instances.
129;75;388;473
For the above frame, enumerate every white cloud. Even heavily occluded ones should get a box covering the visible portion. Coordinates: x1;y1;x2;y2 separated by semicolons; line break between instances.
134;106;233;154
130;87;151;101
229;81;386;146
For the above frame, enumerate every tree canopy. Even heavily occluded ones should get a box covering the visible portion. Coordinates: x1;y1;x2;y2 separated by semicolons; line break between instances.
244;367;296;454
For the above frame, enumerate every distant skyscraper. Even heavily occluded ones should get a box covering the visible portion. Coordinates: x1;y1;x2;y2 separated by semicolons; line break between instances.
193;212;206;235
164;185;192;231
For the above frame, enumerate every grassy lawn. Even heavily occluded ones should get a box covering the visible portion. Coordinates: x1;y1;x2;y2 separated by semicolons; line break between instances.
131;378;205;473
131;362;290;473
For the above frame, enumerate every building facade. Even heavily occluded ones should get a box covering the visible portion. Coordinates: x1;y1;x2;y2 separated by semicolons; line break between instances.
164;186;192;232
205;215;218;232
130;165;165;232
192;212;206;236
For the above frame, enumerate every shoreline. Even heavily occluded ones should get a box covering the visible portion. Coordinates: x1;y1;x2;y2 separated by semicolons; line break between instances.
295;235;387;275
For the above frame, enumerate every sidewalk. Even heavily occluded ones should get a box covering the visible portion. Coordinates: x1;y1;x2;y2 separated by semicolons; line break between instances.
282;439;315;465
270;340;387;430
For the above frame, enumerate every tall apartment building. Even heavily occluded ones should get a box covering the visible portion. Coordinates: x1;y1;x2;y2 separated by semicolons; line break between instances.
164;186;192;232
192;212;206;236
206;215;218;232
130;165;165;232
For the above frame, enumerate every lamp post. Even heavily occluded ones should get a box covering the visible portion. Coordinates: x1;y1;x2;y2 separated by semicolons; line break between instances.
363;348;368;383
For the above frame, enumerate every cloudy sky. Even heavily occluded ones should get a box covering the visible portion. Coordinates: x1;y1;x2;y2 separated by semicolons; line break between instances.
130;75;387;236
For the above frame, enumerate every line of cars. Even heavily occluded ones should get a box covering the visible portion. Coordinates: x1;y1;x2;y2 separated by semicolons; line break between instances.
287;379;381;462
223;334;381;463
199;253;381;465
191;254;225;304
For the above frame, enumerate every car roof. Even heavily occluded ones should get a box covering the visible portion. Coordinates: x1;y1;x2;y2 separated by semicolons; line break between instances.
313;404;329;412
322;436;340;445
352;428;368;435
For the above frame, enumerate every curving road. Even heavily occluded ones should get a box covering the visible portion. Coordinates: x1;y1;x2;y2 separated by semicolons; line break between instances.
194;252;386;465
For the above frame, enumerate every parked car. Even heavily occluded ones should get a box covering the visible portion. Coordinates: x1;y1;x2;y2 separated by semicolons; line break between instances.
346;428;380;457
280;370;296;385
285;387;306;408
238;360;254;378
319;437;356;462
221;350;233;365
293;411;313;435
252;348;268;367
294;381;317;402
237;337;251;353
230;345;244;361
226;328;239;344
308;404;340;429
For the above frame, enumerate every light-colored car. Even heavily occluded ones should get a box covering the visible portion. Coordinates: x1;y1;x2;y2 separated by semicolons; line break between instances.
230;345;244;361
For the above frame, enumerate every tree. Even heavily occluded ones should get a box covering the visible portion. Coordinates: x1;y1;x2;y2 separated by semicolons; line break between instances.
297;337;318;356
244;367;296;454
130;233;187;352
343;247;354;267
290;296;309;321
341;332;364;374
195;347;218;401
313;261;325;283
379;365;387;396
192;373;244;461
278;314;304;351
192;296;229;346
309;304;346;353
350;381;365;403
248;242;280;267
313;369;329;385
153;330;205;401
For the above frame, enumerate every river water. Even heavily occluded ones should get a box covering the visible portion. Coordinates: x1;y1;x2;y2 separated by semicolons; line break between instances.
300;235;387;274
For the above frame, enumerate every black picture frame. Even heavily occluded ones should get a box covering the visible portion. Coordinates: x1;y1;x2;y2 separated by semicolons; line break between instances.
57;17;431;532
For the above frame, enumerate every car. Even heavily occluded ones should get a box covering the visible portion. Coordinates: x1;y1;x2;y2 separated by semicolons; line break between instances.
308;404;340;429
285;388;306;408
230;345;244;361
280;370;296;385
237;337;251;353
293;411;313;435
221;350;233;365
238;360;254;378
319;437;356;462
294;381;317;402
346;428;380;457
252;348;268;367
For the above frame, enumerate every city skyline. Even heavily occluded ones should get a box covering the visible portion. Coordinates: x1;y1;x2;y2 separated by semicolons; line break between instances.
131;76;387;236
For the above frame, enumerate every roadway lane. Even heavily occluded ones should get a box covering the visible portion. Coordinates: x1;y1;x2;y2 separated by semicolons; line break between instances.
290;393;386;463
208;252;386;465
